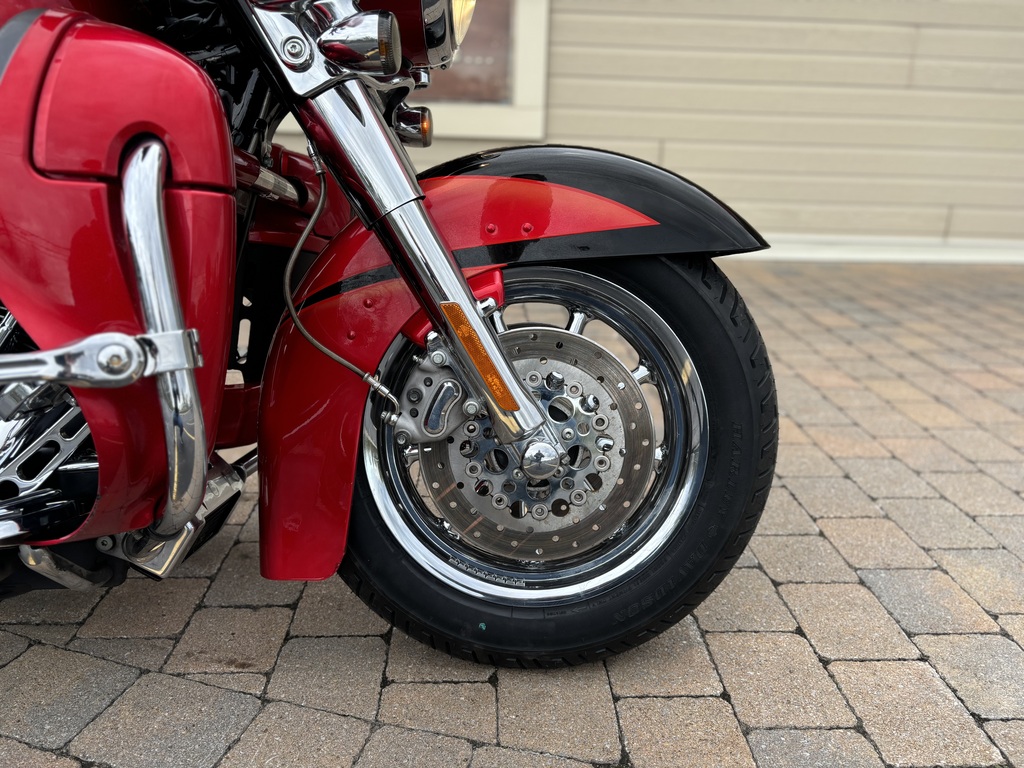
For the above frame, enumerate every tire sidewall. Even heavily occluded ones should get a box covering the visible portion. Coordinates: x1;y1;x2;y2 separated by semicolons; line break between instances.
343;257;774;662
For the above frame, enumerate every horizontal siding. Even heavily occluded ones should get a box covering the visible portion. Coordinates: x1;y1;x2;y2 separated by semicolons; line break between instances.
549;0;1024;29
684;172;1024;208
912;58;1024;92
547;109;1024;152
950;208;1024;239
550;47;911;87
551;15;919;56
661;143;1024;182
917;28;1024;60
724;202;950;237
548;78;1024;122
537;1;1024;239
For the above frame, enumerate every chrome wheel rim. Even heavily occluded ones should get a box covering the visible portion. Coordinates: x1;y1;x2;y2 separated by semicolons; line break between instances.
363;268;708;604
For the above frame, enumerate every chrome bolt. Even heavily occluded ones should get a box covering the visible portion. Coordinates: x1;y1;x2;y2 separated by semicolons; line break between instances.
464;422;479;436
96;536;114;552
567;383;583;397
570;490;587;506
511;469;525;480
593;414;609;430
526;371;542;387
281;36;308;64
395;431;410;446
463;399;481;417
492;494;509;509
561;427;575;441
531;504;549;520
581;394;599;413
596;436;614;452
429;349;448;367
466;462;482;477
97;344;132;376
594;455;611;471
545;371;565;391
407;388;423;404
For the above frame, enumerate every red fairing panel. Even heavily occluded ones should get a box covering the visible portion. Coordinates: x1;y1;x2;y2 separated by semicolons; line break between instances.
32;21;234;188
0;12;235;541
259;175;655;579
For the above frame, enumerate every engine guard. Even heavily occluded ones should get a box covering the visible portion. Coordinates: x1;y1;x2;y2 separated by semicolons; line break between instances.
258;145;768;580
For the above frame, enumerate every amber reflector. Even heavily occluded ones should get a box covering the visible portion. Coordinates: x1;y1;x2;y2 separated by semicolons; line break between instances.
440;302;519;412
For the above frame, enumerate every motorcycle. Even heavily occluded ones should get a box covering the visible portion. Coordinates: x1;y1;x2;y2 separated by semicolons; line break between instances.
0;0;777;666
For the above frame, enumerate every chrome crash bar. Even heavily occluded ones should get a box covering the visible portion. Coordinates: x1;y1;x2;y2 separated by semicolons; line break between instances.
0;141;207;538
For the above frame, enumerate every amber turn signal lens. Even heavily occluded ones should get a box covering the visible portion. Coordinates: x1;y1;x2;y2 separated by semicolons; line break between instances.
440;302;519;412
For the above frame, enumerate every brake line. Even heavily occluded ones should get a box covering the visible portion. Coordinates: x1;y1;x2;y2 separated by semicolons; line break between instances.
281;142;400;413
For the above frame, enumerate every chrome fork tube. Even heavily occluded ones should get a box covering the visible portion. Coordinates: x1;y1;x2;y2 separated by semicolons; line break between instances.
298;81;546;443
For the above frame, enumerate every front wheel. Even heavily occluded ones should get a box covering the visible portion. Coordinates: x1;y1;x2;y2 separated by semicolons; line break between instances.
340;257;777;666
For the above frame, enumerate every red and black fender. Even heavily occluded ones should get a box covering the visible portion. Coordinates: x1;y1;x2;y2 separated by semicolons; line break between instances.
0;9;236;540
259;144;768;579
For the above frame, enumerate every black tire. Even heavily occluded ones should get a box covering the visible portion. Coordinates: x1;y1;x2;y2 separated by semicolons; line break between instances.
339;257;777;667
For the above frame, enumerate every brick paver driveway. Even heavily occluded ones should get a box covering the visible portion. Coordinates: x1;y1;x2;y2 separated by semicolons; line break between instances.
1;261;1022;768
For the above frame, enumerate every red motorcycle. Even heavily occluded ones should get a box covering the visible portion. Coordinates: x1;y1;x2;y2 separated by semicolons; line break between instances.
0;0;777;665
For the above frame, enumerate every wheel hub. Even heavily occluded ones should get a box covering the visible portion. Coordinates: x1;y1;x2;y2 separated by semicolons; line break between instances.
418;327;656;564
520;441;560;480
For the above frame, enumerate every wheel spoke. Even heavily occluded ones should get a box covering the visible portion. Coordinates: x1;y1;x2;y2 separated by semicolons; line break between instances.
402;445;420;466
566;310;588;335
632;364;652;385
491;308;508;334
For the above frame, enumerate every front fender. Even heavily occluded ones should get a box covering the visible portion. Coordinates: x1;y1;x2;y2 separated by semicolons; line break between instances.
258;145;767;580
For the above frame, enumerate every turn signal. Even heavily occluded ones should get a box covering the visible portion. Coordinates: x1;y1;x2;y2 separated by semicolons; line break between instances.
317;11;402;76
394;105;433;147
440;302;519;412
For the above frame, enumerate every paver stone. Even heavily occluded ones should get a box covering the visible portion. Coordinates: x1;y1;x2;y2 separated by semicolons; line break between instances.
830;661;1001;767
618;697;754;768
69;673;259;768
0;646;137;749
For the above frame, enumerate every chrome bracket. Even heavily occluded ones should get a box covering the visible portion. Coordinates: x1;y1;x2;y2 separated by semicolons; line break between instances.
0;329;201;389
99;455;244;578
246;0;361;97
18;545;112;590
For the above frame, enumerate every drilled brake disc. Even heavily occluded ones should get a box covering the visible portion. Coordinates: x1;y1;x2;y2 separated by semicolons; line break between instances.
418;327;655;563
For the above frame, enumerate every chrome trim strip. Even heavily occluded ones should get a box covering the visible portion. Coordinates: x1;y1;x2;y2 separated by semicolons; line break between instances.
122;141;207;536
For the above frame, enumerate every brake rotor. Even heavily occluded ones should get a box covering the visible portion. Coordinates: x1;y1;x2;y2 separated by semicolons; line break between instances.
418;327;655;563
